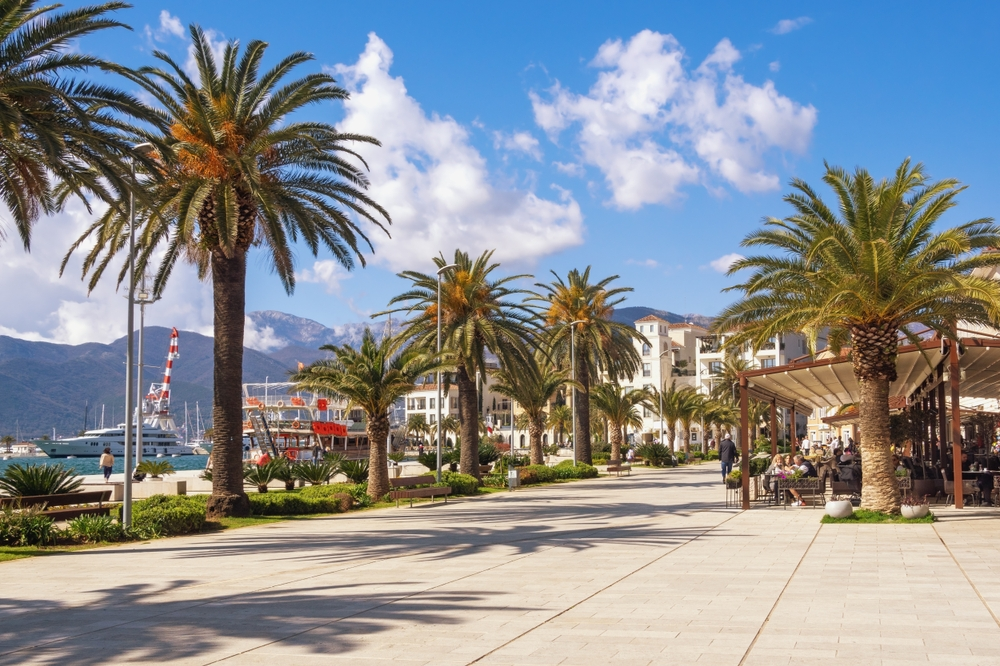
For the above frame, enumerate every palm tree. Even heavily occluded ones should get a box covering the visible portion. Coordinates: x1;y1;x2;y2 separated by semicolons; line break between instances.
406;413;429;444
66;27;390;517
0;0;146;249
291;330;440;499
546;404;572;445
384;250;535;479
0;434;13;452
432;414;460;447
715;159;1000;513
650;380;695;451
678;390;705;458
589;383;648;462
536;268;644;464
490;354;575;464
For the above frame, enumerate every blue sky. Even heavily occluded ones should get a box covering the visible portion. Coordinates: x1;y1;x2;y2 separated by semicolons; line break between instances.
1;1;998;347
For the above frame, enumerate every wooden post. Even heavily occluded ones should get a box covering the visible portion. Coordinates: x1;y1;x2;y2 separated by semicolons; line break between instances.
929;385;937;465
740;376;750;511
770;399;778;457
789;405;797;454
950;341;963;509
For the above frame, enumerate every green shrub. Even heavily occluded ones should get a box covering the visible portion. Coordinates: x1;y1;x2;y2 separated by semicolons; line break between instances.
301;482;371;508
126;495;206;537
543;442;561;456
338;459;369;484
0;506;56;546
271;459;297;491
135;460;175;478
591;441;611;456
514;464;555;485
478;442;501;464
441;471;479;495
482;472;506;488
418;449;459;469
388;451;406;463
67;514;125;543
296;459;341;485
705;450;719;461
636;442;671;467
690;451;705;460
0;463;82;496
553;460;599;479
243;461;280;492
248;491;350;516
675;451;686;464
592;456;609;466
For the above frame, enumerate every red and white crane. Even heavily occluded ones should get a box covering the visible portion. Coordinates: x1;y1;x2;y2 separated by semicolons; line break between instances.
144;328;179;426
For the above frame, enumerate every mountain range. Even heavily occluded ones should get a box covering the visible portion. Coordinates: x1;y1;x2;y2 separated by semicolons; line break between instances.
1;307;710;438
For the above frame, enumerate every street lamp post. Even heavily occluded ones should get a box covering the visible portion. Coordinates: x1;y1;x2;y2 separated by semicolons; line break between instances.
435;263;458;483
134;277;156;467
122;142;155;528
569;319;587;466
658;345;672;448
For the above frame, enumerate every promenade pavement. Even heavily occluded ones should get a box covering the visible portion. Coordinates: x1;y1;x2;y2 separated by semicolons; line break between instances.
1;464;998;665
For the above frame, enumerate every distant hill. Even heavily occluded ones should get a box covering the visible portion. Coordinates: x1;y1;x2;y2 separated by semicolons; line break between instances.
0;327;291;439
611;306;713;328
247;310;386;366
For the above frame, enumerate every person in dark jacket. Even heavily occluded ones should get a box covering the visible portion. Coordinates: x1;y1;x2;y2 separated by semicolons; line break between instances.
718;434;739;482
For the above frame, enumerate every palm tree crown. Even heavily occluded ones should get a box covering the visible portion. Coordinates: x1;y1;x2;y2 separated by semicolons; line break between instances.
291;329;440;499
715;159;1000;512
588;383;649;462
0;0;143;248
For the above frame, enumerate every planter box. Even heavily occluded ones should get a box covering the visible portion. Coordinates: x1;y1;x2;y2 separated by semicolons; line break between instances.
132;479;187;499
901;503;929;519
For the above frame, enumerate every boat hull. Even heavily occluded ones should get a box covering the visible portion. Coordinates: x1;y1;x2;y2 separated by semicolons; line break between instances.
36;425;200;458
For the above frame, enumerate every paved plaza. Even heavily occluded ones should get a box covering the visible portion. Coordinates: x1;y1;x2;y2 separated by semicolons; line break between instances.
1;465;999;665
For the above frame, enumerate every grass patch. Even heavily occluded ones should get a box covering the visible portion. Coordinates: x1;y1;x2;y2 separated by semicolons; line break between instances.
821;508;935;524
0;544;102;562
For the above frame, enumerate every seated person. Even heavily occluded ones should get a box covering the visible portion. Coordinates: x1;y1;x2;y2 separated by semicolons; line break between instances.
766;453;784;501
787;455;817;506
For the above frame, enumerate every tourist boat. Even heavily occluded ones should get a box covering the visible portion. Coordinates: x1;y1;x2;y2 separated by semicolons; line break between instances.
38;328;200;458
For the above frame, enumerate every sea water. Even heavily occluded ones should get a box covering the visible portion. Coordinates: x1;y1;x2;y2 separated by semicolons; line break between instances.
0;455;210;477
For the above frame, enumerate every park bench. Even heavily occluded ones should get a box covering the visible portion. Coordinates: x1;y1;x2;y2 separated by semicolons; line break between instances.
0;490;113;521
606;460;632;477
388;475;451;508
777;477;823;508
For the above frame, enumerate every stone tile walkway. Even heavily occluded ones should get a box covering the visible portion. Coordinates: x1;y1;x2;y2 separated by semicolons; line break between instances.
0;465;998;665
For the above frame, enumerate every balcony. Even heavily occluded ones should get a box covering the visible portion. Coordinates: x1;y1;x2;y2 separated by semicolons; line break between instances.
698;337;722;354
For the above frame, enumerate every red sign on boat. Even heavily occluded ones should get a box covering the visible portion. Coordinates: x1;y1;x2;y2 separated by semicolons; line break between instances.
311;421;348;437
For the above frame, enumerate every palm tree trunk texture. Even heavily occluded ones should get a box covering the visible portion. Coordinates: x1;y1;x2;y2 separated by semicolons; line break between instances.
853;323;902;513
609;424;623;462
366;413;390;500
456;366;480;479
528;418;544;465
205;252;251;519
682;428;690;458
667;425;677;452
574;358;592;464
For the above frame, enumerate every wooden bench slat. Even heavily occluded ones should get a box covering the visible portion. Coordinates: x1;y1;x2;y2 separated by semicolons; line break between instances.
0;490;111;508
389;475;436;488
389;484;451;507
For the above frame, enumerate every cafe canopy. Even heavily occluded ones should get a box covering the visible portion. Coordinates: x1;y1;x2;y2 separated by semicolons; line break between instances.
732;335;1000;509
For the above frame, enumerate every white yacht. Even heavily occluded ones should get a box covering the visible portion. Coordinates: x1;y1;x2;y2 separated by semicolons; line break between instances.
36;423;199;458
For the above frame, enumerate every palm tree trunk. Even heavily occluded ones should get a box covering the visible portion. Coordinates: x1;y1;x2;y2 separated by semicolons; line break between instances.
367;412;390;500
682;426;690;457
205;252;251;519
610;421;623;462
575;359;592;464
456;365;480;479
857;376;899;512
667;424;677;452
853;323;902;513
528;417;544;465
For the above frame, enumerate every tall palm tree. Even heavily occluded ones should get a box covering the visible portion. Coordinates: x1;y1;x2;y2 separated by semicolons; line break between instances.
67;27;390;517
0;0;146;249
589;383;648;462
546;404;572;445
384;250;535;479
715;159;1000;513
699;399;736;451
432;414;460;447
536;268;644;464
650;380;695;451
490;354;576;464
291;330;440;499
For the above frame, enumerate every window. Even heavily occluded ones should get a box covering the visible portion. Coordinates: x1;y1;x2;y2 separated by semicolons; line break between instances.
642;363;651;377
642;343;651;356
416;397;426;410
429;413;436;424
429;398;435;409
450;397;458;409
761;358;775;369
708;361;723;375
407;399;415;411
499;398;510;411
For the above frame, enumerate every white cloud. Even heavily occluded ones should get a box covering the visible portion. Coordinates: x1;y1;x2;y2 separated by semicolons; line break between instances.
531;30;817;208
0;201;215;345
143;10;185;45
553;161;585;177
329;33;583;270
492;131;542;160
626;258;658;268
770;17;812;35
708;253;745;273
769;60;781;72
243;317;285;352
296;260;351;295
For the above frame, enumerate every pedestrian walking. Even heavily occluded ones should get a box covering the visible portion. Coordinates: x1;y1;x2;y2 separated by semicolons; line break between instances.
99;447;114;482
718;434;738;483
626;447;635;463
